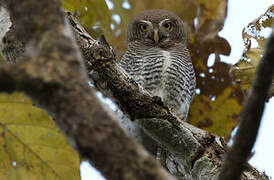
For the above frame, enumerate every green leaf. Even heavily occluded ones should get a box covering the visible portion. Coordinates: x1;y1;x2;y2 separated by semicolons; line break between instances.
0;93;80;180
63;0;111;38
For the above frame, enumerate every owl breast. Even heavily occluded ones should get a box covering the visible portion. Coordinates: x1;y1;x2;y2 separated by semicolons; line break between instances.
120;42;196;120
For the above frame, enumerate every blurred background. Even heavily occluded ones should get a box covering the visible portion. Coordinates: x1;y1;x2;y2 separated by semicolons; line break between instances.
75;0;274;179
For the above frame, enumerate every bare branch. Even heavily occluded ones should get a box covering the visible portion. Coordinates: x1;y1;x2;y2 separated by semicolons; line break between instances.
68;13;270;180
68;13;206;165
218;26;274;180
0;3;271;180
0;1;174;179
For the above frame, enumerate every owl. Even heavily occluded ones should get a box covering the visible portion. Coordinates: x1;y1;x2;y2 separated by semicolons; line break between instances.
119;9;196;120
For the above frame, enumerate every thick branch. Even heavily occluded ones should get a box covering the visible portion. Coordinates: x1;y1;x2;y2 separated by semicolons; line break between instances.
0;4;270;180
0;1;173;180
68;13;270;180
218;27;274;180
69;13;205;166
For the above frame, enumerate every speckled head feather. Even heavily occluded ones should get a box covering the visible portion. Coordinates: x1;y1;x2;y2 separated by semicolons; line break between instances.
126;9;187;46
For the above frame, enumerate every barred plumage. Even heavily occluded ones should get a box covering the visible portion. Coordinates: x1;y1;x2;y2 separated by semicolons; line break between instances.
119;10;196;120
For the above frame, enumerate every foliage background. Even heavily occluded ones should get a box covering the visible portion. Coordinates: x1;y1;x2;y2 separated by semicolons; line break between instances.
64;0;245;139
79;0;274;179
0;0;272;180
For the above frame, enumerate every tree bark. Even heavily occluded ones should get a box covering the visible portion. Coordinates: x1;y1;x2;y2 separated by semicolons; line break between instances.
0;2;173;180
67;13;270;180
0;2;271;180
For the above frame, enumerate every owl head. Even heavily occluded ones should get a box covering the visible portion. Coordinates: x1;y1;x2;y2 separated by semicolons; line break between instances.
126;9;187;48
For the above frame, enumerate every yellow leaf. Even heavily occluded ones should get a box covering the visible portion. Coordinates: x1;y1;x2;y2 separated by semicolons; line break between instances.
0;93;80;180
188;88;242;139
232;48;262;91
62;0;111;38
232;5;273;93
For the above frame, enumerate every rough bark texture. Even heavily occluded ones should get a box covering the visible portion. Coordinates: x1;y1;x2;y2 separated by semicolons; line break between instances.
0;2;271;180
0;1;173;180
67;12;270;180
218;26;274;180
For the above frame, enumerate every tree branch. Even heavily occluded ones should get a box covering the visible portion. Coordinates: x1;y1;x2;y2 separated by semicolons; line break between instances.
0;2;271;180
68;13;206;166
218;26;274;180
0;1;174;180
67;13;270;180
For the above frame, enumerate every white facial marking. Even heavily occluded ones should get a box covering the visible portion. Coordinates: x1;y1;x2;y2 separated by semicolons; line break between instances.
159;19;170;26
140;20;153;27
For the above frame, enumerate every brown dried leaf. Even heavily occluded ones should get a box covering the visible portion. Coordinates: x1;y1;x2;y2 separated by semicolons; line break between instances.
231;5;274;96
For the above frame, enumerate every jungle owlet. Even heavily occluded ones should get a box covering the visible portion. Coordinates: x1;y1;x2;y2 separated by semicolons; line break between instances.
119;9;196;120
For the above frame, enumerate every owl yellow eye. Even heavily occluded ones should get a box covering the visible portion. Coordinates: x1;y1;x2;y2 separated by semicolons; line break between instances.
163;22;173;31
139;23;148;32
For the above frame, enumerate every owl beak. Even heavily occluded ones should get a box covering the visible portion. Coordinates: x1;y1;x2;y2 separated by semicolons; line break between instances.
153;29;159;44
